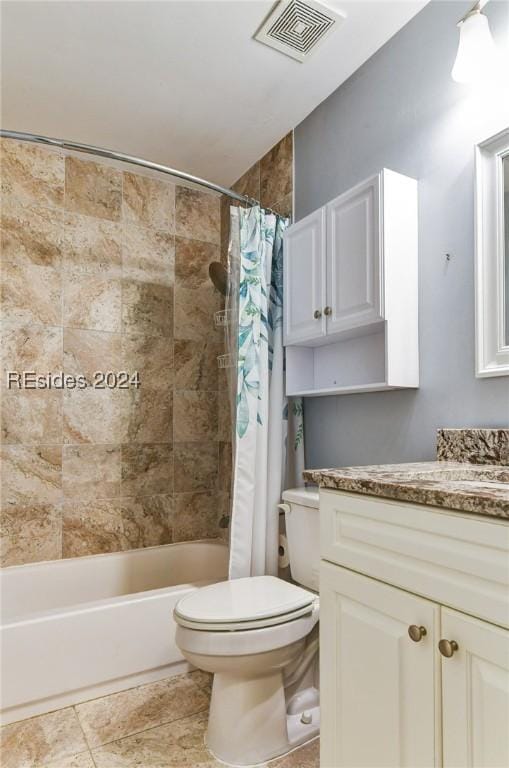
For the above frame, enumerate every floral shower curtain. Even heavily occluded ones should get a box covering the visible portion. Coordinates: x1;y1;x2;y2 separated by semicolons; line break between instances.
228;205;305;580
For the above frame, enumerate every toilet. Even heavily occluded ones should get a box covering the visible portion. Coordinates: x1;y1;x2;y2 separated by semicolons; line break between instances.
174;487;320;767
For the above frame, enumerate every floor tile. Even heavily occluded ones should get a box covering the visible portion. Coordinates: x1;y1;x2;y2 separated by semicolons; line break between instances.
269;738;320;767
0;708;88;768
0;673;319;768
188;670;213;696
40;751;95;768
75;673;209;748
91;711;220;767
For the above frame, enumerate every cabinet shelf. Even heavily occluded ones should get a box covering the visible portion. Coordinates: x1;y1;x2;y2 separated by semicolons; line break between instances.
286;382;403;397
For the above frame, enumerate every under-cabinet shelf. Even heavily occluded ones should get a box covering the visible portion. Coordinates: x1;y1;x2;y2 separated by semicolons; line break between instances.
287;382;403;397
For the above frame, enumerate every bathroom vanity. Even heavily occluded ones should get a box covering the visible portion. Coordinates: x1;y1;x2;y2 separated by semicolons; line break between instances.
305;429;509;768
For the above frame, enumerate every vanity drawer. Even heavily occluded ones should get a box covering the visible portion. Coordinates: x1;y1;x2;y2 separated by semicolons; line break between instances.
320;489;509;628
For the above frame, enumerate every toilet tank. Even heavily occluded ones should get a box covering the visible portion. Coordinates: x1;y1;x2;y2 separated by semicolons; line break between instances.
281;487;320;592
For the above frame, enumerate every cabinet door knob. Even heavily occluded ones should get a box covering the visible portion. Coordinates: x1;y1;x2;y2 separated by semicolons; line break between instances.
324;306;332;316
408;625;427;642
438;639;459;658
313;309;322;319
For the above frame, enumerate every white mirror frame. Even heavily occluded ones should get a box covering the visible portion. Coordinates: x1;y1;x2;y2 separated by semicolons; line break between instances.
475;126;509;377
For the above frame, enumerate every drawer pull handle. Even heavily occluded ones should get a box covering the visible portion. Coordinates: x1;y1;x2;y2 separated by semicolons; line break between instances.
314;309;322;319
408;625;427;642
438;639;459;658
324;306;332;316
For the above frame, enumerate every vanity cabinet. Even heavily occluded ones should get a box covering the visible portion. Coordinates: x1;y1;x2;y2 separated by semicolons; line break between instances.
320;563;439;768
283;169;418;397
319;490;509;768
441;608;509;768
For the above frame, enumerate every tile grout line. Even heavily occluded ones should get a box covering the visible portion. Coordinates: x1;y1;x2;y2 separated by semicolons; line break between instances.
72;703;96;765
67;671;206;726
171;183;177;543
81;700;211;753
89;705;212;754
60;165;66;559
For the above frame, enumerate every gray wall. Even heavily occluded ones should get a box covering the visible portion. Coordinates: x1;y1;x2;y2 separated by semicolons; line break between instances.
295;0;509;469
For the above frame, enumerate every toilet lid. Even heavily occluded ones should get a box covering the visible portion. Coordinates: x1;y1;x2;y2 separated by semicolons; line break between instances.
174;576;315;628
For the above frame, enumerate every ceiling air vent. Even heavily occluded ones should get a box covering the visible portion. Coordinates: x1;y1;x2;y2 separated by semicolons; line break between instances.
255;0;345;62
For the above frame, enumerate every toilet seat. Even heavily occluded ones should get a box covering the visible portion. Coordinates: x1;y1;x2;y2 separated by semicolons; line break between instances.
174;575;316;632
175;602;314;631
175;600;319;657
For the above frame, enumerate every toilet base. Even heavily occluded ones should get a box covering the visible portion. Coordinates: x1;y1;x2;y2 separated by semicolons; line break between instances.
206;670;320;767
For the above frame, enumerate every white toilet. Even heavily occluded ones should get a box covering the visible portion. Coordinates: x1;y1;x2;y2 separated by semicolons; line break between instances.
174;487;320;767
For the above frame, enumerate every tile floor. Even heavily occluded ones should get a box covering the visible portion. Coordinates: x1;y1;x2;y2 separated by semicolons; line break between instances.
0;671;319;768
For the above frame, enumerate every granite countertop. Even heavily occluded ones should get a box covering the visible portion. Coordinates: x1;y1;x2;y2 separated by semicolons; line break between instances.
303;429;509;520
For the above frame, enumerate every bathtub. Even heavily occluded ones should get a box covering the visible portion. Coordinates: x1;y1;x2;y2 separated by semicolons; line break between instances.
0;539;228;725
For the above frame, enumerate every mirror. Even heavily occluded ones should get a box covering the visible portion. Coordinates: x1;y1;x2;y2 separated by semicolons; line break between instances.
475;127;509;377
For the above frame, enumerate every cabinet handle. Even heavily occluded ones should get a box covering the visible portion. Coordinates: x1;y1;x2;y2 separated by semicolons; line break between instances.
408;625;427;642
324;306;332;316
313;309;322;319
438;639;459;658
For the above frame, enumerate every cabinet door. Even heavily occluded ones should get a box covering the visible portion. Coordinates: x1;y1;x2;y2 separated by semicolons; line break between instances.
283;207;326;345
441;608;509;768
320;562;439;768
326;175;382;336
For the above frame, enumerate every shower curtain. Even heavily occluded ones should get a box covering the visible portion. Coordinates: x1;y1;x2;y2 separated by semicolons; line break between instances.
228;205;305;579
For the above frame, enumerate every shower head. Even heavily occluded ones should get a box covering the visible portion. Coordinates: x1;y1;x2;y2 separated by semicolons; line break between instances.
209;261;228;296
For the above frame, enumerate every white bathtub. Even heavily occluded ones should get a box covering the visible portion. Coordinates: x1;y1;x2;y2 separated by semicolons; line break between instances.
0;539;228;725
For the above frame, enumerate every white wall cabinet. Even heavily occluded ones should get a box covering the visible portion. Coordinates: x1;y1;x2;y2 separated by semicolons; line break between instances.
284;207;326;345
284;169;418;396
319;490;509;768
326;174;382;336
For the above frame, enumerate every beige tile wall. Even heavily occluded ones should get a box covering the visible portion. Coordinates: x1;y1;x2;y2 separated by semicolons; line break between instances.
220;132;293;262
0;139;230;566
0;131;293;567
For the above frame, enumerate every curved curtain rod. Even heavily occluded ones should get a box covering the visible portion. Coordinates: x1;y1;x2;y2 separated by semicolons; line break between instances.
0;129;259;208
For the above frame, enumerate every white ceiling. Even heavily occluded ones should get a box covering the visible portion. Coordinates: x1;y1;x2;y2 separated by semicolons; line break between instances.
0;0;427;187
